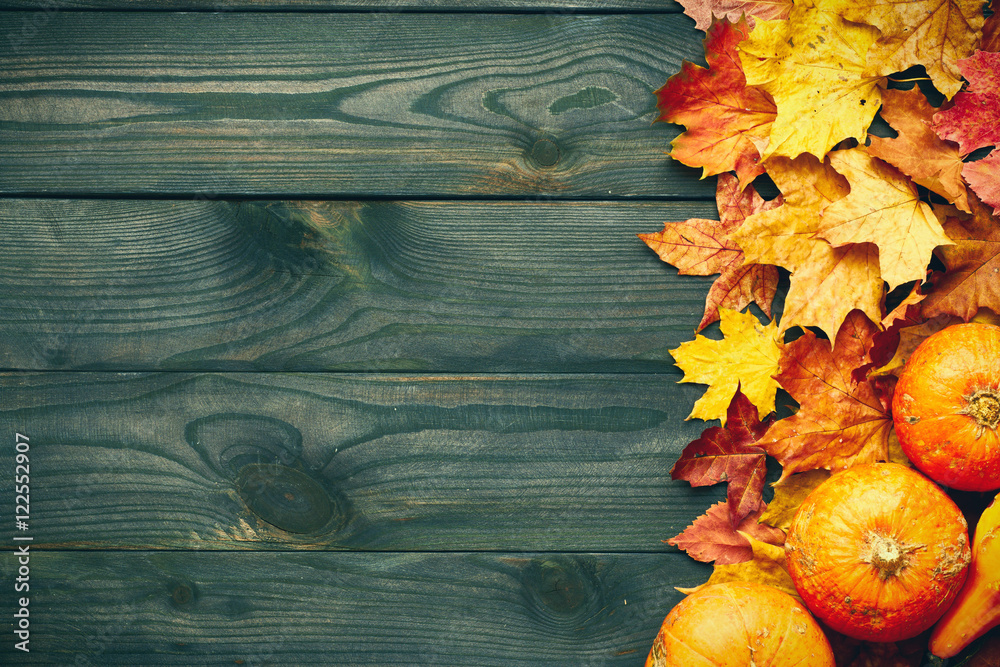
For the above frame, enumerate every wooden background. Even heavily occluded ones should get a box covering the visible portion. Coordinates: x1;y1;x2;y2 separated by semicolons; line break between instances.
0;2;731;663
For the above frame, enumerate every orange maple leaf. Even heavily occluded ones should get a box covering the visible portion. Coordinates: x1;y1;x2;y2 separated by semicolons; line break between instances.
881;281;928;332
868;86;970;213
818;147;951;290
733;154;882;337
758;310;895;482
854;282;927;381
872;313;963;377
923;196;1000;320
640;174;781;332
655;19;777;188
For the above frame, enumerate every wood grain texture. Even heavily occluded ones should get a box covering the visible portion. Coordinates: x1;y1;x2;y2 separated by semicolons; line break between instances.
0;371;720;551
0;198;717;372
0;12;711;198
0;7;726;665
0;551;706;665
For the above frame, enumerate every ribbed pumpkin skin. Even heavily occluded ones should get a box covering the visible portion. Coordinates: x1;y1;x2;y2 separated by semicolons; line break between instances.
645;581;834;667
785;463;971;643
893;323;1000;492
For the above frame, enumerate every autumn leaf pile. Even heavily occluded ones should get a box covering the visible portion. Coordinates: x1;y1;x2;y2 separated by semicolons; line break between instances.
646;0;1000;660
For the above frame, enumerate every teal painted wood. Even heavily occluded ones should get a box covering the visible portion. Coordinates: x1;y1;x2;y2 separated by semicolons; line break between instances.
0;6;727;665
0;198;717;372
0;551;708;665
0;12;710;198
0;371;720;551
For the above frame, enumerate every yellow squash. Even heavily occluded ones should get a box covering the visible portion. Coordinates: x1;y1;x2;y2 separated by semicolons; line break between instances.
930;491;1000;657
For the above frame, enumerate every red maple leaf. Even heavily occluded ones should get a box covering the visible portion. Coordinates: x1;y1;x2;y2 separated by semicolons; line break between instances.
655;18;777;189
667;499;785;564
929;51;1000;214
640;174;782;331
670;388;774;525
963;151;1000;214
933;51;1000;155
758;310;895;481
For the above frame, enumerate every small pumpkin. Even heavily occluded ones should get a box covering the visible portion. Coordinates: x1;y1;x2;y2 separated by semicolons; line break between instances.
785;462;970;643
645;581;834;667
893;322;1000;491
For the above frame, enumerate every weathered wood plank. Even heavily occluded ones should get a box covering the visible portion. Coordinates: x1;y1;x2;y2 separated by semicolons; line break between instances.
1;198;717;372
0;12;709;198
0;550;706;664
0;371;720;551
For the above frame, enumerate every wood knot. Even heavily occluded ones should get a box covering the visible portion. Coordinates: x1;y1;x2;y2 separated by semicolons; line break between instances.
529;139;560;167
522;557;601;624
235;463;335;534
184;414;303;478
169;582;196;607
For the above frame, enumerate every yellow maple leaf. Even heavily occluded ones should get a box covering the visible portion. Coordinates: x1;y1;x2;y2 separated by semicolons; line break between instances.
670;308;781;425
676;532;799;600
816;147;952;290
759;469;831;534
836;0;984;99
738;3;884;160
733;154;883;337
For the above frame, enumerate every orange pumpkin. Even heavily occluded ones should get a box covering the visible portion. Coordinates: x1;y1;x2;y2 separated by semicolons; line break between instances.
893;322;1000;491
645;581;834;667
785;463;971;642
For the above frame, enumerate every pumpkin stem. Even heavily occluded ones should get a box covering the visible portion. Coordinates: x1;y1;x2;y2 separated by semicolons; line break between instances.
962;388;1000;437
863;532;922;580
